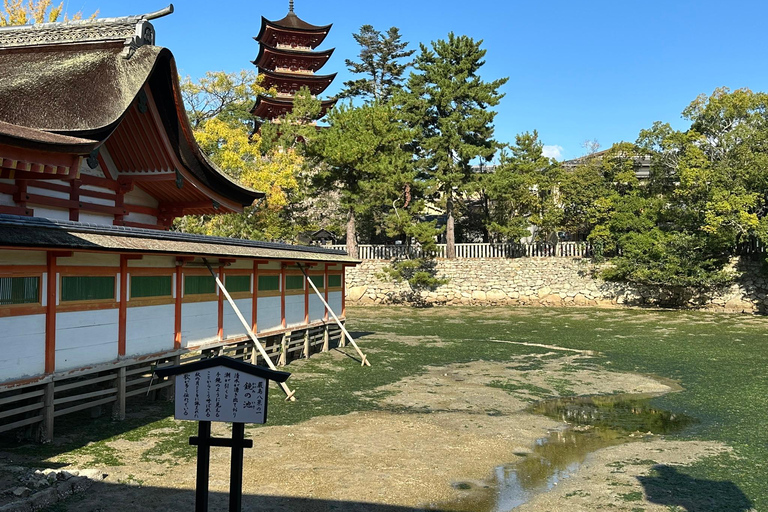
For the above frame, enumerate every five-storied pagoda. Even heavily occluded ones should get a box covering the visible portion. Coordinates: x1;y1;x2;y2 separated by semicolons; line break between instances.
251;1;337;128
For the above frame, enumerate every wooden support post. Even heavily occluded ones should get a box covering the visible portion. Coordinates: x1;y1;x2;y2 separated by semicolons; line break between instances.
303;329;310;359
279;333;288;367
322;324;329;352
323;264;330;321
194;421;211;512
229;422;246;512
280;265;286;328
43;381;54;443
217;265;224;341
202;259;296;401
299;265;369;366
45;254;57;374
114;366;126;420
174;264;184;349
250;342;258;365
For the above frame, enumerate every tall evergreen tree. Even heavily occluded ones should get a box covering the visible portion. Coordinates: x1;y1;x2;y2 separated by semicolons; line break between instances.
403;33;508;258
308;102;418;258
339;25;415;103
483;131;560;242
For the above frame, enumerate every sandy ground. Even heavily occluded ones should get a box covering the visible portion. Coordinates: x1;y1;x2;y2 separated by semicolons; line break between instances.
11;353;732;511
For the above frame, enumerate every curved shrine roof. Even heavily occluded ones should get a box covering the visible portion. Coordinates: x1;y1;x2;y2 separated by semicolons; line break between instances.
0;19;263;210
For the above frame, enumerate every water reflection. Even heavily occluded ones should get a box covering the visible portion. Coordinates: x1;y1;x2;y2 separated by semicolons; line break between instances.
431;395;696;512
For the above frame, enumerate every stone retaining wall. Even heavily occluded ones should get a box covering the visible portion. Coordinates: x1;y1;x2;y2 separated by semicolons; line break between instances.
345;258;768;313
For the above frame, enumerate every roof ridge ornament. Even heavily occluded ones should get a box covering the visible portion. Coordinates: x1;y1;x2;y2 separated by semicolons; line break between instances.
289;0;294;13
0;4;174;59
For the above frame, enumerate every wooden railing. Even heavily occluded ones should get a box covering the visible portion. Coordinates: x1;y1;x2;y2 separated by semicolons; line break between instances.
329;242;593;260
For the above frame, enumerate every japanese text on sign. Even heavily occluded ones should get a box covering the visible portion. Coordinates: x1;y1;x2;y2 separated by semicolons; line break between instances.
174;367;267;424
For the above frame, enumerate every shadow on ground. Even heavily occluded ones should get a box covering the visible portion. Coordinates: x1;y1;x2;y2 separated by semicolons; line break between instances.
637;464;753;512
49;480;452;512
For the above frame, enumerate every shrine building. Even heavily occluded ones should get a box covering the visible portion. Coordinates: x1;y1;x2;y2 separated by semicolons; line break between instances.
0;6;356;440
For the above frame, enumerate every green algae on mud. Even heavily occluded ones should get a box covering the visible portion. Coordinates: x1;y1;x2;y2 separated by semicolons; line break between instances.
348;306;768;510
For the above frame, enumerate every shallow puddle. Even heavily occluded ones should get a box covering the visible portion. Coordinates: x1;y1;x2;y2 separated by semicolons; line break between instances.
432;395;696;512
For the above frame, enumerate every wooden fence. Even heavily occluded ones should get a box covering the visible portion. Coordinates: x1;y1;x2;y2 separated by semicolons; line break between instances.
329;242;593;260
330;239;768;260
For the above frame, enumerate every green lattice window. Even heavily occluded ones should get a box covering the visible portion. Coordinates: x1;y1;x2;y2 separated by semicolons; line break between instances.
328;275;342;288
130;275;172;299
0;276;40;305
258;275;280;292
285;275;304;290
226;275;251;293
184;275;216;295
61;276;115;302
308;275;324;289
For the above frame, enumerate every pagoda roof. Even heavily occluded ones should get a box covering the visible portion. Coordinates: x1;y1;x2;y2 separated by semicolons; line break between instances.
253;44;334;72
256;12;331;49
251;95;336;121
0;12;263;212
257;12;332;36
257;68;337;96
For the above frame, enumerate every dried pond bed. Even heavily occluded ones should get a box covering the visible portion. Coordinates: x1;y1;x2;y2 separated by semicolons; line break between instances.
1;351;729;511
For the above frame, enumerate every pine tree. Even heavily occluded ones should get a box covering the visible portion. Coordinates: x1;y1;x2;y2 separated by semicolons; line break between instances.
339;25;415;103
403;33;508;258
308;102;419;258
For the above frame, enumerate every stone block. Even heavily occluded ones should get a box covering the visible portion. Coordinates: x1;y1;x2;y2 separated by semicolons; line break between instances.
346;286;368;302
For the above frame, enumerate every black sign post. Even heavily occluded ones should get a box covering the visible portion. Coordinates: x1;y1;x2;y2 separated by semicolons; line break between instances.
155;357;291;512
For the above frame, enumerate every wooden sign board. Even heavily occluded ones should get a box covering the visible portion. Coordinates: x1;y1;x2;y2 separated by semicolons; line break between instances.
174;366;269;424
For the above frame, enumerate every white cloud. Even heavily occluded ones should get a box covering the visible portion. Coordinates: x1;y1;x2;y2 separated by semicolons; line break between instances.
542;145;564;160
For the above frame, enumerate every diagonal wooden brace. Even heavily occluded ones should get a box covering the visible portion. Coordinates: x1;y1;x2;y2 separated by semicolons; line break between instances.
298;265;371;367
203;258;297;401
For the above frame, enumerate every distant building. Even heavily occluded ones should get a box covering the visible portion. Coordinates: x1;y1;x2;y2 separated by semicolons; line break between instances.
561;149;652;180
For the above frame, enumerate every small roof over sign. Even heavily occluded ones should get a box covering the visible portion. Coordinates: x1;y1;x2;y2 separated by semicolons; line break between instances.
154;356;290;383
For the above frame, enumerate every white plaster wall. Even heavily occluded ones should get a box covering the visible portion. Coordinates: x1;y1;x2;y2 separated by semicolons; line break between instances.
78;212;115;225
181;301;218;347
123;186;159;208
124;212;159;225
55;309;119;371
309;295;325;322
126;304;175;356
0;314;46;382
256;296;281;333
27;186;68;200
328;291;343;317
285;294;305;327
223;298;251;339
31;206;69;221
0;192;15;206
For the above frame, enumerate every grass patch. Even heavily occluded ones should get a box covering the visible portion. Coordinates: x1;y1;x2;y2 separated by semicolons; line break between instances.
487;379;552;399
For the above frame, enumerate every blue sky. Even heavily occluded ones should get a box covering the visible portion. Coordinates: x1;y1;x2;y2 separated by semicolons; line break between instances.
74;0;766;161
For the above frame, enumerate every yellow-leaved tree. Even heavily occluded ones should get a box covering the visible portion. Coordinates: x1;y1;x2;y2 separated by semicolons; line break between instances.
176;70;313;241
0;0;97;26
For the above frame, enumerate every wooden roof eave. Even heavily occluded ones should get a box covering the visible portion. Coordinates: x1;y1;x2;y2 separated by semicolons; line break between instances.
256;15;333;41
161;56;264;209
253;44;334;69
258;68;337;84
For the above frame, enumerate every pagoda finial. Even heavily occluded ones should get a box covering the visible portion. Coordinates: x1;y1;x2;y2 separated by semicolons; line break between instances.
289;0;294;12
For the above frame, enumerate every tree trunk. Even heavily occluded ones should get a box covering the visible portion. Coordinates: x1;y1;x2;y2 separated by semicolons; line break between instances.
346;207;358;259
446;194;456;259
